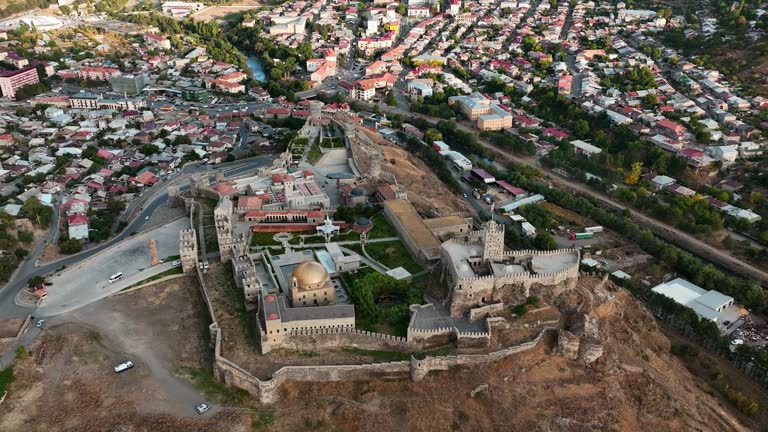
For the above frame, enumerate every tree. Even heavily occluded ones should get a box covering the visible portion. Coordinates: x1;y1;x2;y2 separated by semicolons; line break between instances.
107;199;126;214
424;128;443;144
60;4;71;14
27;275;45;288
21;197;53;227
59;238;82;254
572;119;590;139
140;143;160;155
386;90;397;107
624;162;642;185
534;232;557;250
642;93;659;108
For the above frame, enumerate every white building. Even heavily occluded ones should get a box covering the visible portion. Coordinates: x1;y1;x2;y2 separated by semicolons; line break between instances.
570;140;602;157
652;278;735;323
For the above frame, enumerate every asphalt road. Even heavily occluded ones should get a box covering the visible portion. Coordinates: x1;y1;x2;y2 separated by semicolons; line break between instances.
0;156;272;319
147;99;272;117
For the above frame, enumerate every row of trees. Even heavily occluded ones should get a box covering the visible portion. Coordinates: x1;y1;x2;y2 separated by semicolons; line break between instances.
613;274;768;398
399;132;462;194
475;160;768;313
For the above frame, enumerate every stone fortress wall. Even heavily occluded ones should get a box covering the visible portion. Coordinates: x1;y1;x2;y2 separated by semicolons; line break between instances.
442;239;580;317
190;198;568;404
183;166;598;405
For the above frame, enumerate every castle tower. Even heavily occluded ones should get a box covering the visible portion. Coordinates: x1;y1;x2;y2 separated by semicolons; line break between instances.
214;196;246;261
179;228;198;273
369;152;381;179
167;185;180;207
190;174;209;197
308;100;324;119
482;220;504;262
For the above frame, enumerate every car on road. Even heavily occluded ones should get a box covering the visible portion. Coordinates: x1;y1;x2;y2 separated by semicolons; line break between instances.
36;319;45;328
144;216;149;220
114;360;134;373
195;403;210;414
172;260;181;267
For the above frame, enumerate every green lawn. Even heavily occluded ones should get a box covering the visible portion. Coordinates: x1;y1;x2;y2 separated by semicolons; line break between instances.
251;232;281;246
364;240;422;274
307;143;322;164
368;212;398;239
333;230;362;242
320;138;344;148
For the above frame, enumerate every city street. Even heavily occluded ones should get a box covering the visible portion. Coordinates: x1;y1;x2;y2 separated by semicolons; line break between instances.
0;156;272;320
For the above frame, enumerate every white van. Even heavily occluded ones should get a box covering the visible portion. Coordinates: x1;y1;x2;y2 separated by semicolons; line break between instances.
108;272;124;283
114;360;133;373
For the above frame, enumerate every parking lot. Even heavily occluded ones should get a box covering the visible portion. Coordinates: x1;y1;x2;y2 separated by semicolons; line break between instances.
37;218;189;316
0;277;236;431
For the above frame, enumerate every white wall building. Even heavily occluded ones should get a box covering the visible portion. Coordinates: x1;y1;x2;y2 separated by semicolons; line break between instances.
652;278;735;323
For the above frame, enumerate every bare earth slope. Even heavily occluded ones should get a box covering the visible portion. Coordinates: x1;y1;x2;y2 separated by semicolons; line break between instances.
267;276;746;432
0;276;746;431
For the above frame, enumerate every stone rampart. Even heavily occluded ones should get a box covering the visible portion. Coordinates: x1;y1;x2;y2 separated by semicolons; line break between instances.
410;327;556;381
282;328;421;352
192;200;558;405
468;302;504;321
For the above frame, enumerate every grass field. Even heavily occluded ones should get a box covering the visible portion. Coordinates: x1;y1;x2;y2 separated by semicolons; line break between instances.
363;240;422;274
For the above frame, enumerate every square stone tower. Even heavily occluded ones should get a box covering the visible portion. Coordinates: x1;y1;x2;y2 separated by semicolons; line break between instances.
215;196;246;262
482;220;505;262
179;228;198;273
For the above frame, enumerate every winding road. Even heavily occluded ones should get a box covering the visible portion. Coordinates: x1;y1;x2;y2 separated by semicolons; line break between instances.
0;156;272;319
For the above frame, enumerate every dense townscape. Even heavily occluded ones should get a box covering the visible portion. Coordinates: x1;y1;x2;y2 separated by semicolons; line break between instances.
0;0;766;430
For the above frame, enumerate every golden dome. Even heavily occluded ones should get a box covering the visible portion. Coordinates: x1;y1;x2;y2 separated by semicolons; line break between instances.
291;261;329;288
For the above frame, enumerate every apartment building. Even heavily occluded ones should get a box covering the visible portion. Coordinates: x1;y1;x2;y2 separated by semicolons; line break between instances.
0;66;39;98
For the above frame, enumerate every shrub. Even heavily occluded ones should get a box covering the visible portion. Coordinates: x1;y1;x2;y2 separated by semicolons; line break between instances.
15;346;28;360
17;231;33;244
671;344;699;358
59;238;82;254
722;385;759;416
510;304;527;316
0;367;14;394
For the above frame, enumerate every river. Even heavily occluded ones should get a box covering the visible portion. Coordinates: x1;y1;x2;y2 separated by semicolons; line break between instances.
245;54;266;82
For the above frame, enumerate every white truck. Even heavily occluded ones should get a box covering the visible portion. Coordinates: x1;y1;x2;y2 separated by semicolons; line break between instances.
584;226;604;233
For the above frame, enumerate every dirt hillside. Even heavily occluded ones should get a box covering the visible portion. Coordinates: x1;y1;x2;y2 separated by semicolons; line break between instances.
264;276;747;432
347;121;471;217
0;276;750;431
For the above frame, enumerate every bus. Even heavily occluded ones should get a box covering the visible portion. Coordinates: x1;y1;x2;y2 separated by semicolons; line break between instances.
108;272;124;283
159;105;174;112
